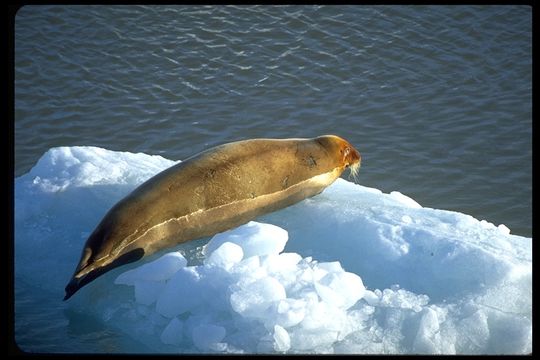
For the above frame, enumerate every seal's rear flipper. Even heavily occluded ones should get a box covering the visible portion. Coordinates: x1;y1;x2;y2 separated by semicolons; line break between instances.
63;248;145;301
64;278;80;301
63;273;95;301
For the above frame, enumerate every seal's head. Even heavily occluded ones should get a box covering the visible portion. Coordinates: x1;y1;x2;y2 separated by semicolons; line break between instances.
315;135;361;180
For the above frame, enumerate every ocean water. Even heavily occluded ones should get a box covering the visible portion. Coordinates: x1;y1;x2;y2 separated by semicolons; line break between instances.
13;5;531;354
14;5;531;237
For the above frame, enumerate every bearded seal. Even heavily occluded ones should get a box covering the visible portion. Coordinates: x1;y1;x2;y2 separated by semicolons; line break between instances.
64;135;361;300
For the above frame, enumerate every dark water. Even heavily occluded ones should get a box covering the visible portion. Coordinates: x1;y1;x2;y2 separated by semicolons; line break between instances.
13;5;531;353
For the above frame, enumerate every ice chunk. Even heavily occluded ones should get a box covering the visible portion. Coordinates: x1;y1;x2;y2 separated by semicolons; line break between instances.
362;290;381;306
25;146;176;192
261;253;303;287
455;309;489;353
269;298;306;328
192;324;226;351
314;272;365;309
261;253;302;273
300;301;347;333
273;325;291;352
133;280;166;306
160;317;183;346
155;267;202;318
498;224;511;235
204;221;288;258
316;261;344;273
204;242;243;270
231;255;261;275
115;252;187;285
379;288;429;313
290;319;340;351
413;307;441;354
230;276;286;318
485;310;532;354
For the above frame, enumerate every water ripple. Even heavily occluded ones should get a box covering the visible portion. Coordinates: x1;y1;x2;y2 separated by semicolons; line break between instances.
15;5;531;245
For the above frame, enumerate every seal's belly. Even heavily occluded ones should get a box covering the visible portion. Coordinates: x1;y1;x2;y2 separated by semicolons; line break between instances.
130;168;341;256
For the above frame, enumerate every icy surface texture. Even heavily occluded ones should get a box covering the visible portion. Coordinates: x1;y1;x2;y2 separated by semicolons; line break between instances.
15;147;532;354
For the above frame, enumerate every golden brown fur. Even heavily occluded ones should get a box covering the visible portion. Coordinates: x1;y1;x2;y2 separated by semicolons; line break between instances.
64;135;361;300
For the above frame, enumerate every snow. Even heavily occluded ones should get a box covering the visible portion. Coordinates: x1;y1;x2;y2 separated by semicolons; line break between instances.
14;146;532;354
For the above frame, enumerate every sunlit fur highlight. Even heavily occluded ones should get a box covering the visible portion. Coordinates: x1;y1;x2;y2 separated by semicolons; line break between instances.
348;161;361;183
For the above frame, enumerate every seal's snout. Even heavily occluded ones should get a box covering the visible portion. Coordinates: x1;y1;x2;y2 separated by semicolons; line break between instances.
345;145;361;182
346;146;361;168
326;135;360;181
